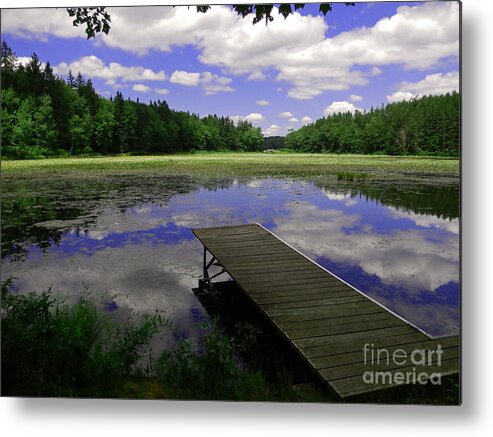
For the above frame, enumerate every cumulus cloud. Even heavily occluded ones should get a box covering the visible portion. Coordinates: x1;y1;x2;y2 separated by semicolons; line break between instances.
301;116;313;124
169;70;200;86
15;56;37;68
231;113;265;125
289;117;299;123
4;2;459;100
247;71;267;81
52;55;166;84
370;66;382;76
156;88;170;95
256;99;270;106
132;83;150;92
278;112;294;118
199;71;234;95
169;70;233;94
349;94;363;102
262;124;282;137
245;113;264;122
387;71;459;102
2;8;86;41
323;101;361;117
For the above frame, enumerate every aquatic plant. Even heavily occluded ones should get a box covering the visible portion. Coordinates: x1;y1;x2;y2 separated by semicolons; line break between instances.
336;171;368;181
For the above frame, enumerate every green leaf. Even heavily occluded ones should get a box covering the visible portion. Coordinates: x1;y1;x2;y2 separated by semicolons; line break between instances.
319;3;333;15
279;4;292;19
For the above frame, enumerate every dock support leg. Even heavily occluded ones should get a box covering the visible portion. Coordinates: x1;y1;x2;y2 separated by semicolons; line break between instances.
203;247;209;283
199;247;226;291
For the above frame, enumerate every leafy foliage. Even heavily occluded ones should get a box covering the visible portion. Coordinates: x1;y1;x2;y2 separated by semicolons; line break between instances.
66;7;111;39
1;280;167;396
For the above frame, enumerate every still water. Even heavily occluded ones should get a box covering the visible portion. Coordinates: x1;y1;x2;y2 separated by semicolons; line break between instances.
1;173;459;338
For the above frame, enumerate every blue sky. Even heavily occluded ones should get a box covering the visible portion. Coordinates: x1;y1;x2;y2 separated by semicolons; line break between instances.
1;2;459;136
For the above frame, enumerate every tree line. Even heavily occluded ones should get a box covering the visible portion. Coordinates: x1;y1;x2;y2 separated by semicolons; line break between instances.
285;92;460;156
1;42;263;159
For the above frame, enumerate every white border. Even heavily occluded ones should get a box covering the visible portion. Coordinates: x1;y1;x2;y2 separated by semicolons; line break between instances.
1;0;492;436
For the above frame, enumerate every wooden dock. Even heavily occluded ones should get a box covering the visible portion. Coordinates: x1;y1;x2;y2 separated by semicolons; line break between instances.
192;224;460;398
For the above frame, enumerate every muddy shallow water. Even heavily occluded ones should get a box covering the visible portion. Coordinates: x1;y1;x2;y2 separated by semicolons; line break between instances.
1;172;459;338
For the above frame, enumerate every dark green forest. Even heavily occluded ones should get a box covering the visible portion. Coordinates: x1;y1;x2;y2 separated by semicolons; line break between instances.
1;42;263;159
285;92;460;156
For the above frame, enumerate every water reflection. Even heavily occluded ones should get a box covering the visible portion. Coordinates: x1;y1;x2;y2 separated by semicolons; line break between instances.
1;174;459;338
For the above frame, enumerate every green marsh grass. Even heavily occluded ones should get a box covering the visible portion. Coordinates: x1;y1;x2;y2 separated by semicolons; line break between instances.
2;152;459;181
336;171;368;181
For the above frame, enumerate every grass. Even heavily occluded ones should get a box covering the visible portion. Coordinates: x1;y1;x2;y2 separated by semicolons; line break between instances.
1;152;459;181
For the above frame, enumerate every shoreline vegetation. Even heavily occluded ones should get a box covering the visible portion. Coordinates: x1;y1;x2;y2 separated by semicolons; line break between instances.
1;281;459;403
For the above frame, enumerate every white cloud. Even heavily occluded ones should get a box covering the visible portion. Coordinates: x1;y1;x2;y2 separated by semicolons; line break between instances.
52;55;166;84
231;113;265;125
262;124;282;137
199;71;234;95
15;56;35;68
247;71;267;81
169;70;200;86
349;94;363;102
244;113;264;122
2;8;86;41
370;66;382;76
289;117;299;123
156;88;170;95
132;83;150;92
323;101;360;117
387;71;459;102
169;70;233;94
301;116;313;124
278;112;294;118
256;99;270;106
4;3;459;100
386;91;416;103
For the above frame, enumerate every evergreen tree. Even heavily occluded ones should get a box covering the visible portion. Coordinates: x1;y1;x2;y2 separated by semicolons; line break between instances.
68;91;92;154
93;98;115;154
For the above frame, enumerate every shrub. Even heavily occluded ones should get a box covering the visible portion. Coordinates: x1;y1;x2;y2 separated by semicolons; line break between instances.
1;280;166;397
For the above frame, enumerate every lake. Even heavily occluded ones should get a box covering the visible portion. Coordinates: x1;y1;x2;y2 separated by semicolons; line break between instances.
1;171;459;340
